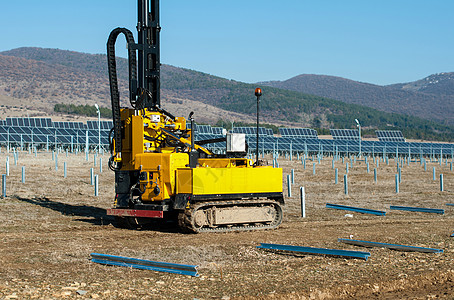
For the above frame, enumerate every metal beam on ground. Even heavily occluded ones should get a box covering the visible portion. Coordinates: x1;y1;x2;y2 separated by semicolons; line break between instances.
338;238;443;253
90;253;199;277
446;203;454;207
256;243;370;260
390;206;444;214
326;203;386;216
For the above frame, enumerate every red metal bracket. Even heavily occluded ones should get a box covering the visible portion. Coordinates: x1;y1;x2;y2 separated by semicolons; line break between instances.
106;208;164;218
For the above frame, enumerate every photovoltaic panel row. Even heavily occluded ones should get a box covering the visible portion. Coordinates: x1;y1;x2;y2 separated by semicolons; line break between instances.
53;121;87;130
279;128;318;138
330;129;360;140
6;117;52;128
233;127;269;135
195;125;213;134
211;127;224;135
87;120;113;130
376;130;405;142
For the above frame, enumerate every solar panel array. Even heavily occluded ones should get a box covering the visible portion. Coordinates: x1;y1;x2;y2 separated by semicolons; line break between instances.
279;128;318;139
87;120;113;130
211;127;224;135
6;117;52;128
53;121;87;130
0;118;452;158
233;127;271;136
376;130;405;142
330;129;360;140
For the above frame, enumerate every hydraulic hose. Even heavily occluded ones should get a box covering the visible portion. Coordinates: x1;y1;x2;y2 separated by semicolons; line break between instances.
107;27;138;154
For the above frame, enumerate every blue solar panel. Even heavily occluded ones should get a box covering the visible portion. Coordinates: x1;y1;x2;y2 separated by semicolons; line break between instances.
376;130;405;142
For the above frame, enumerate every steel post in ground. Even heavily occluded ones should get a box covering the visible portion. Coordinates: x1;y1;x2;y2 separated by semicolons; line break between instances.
287;175;291;197
440;174;444;192
433;167;436;181
64;162;67;178
300;187;306;218
344;174;348;195
395;174;399;193
335;168;338;184
90;168;94;185
94;175;99;196
291;169;295;184
2;174;5;198
374;168;377;183
21;166;25;183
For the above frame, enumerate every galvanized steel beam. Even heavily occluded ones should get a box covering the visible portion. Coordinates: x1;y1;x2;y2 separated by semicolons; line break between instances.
338;238;443;253
389;205;444;214
326;203;386;216
256;243;370;260
90;253;199;277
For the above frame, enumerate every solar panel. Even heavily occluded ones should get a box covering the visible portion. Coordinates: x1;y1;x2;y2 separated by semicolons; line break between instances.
376;130;405;142
233;127;268;135
330;129;360;140
211;127;224;135
279;128;318;139
196;125;212;134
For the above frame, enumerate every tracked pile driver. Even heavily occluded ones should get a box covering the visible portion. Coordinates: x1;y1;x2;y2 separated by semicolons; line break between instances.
105;0;284;233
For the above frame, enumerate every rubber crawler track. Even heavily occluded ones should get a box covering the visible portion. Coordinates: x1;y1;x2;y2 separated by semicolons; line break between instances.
178;199;284;233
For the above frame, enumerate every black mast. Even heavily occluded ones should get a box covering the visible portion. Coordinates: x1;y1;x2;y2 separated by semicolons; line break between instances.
137;0;161;108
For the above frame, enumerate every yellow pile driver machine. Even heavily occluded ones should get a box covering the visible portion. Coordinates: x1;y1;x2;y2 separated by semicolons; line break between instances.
105;0;284;233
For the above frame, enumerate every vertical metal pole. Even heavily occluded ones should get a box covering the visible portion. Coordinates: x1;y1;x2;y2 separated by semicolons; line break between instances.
344;174;348;195
90;168;94;185
367;162;370;173
94;153;97;167
287;175;291;197
312;163;316;175
424;160;427;171
94;175;99;197
2;174;5;198
433;167;436;181
64;162;67;178
332;159;334;169
335;168;338;184
440;174;444;192
291;169;294;184
398;167;401;183
100;157;103;173
55;153;58;171
255;89;261;165
300;187;306;218
21;166;25;183
6;157;9;176
395;174;399;193
374;168;377;183
346;163;349;174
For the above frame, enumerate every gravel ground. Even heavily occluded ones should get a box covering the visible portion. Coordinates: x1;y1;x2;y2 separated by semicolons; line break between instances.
0;150;453;299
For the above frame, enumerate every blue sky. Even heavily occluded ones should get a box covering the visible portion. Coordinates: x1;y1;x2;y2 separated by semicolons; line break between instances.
1;0;453;85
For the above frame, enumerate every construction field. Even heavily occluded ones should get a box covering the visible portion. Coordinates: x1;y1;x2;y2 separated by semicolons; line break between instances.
0;150;453;299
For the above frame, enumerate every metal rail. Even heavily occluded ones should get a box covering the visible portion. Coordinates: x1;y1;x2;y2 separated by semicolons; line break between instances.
256;243;370;260
338;238;443;253
326;203;386;216
446;203;454;207
390;205;444;214
90;253;199;277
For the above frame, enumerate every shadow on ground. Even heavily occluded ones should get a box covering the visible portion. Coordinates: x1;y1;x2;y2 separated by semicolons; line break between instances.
15;196;114;225
14;196;180;233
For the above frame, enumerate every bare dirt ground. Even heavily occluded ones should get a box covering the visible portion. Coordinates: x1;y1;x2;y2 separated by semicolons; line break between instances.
0;150;453;299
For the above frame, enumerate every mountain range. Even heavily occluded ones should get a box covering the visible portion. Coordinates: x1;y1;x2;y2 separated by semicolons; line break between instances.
260;73;454;126
0;47;453;141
